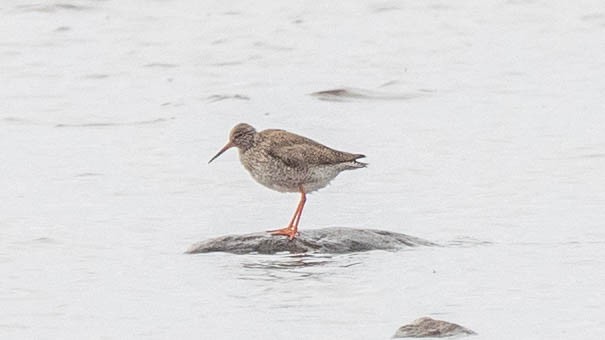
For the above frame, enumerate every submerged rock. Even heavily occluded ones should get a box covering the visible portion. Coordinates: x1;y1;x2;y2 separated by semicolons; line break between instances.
394;317;476;338
186;227;434;255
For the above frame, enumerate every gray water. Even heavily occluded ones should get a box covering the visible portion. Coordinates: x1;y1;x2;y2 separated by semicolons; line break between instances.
2;1;605;339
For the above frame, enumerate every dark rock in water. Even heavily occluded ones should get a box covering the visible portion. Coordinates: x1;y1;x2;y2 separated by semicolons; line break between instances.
394;317;476;338
186;227;434;255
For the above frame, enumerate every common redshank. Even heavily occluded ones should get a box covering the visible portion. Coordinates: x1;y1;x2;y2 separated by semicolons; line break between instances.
208;123;367;240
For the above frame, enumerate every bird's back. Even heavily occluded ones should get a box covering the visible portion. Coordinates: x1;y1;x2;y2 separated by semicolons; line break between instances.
258;129;366;169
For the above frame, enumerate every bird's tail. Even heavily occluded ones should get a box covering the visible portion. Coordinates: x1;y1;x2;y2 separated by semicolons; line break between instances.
346;154;367;169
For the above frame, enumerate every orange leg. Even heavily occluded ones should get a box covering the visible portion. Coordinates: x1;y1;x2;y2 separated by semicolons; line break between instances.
268;186;307;240
292;190;306;230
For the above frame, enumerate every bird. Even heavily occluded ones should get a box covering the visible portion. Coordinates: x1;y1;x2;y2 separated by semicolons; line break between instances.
208;123;367;240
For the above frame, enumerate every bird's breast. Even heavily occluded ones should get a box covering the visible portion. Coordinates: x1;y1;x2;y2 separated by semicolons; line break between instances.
239;149;306;193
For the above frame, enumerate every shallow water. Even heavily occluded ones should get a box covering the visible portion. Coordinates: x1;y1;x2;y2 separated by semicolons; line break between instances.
2;0;605;339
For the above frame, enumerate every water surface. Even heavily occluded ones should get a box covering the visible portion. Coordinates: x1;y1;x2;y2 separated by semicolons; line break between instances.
2;0;605;339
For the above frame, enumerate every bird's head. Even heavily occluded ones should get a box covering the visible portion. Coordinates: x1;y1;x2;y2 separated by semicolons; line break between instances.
208;123;256;163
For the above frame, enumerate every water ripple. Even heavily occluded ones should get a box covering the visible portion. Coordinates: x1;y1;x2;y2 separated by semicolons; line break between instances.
55;117;174;128
310;87;430;102
206;94;250;103
15;3;93;13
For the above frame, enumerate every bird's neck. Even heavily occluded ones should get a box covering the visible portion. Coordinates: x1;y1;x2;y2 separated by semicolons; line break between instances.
237;134;257;151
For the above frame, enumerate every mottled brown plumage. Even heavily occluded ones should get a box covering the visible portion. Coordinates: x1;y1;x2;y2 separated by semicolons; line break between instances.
209;123;367;239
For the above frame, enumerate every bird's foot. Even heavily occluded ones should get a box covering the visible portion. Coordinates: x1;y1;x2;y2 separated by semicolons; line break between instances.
267;226;299;240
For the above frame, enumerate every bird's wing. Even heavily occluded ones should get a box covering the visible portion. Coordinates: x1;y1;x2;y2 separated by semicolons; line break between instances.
261;129;365;167
267;140;365;168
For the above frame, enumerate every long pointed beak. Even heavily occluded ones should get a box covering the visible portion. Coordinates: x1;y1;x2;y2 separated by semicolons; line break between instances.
208;141;234;164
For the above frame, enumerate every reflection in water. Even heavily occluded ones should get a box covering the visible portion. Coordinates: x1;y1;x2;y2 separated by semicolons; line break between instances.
228;253;368;315
238;253;362;283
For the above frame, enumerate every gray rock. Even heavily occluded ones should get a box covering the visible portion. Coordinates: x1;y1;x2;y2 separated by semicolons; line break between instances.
394;317;476;338
186;227;435;255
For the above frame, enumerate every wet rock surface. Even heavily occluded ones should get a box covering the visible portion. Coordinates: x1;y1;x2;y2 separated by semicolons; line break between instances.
394;317;476;338
186;227;435;255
